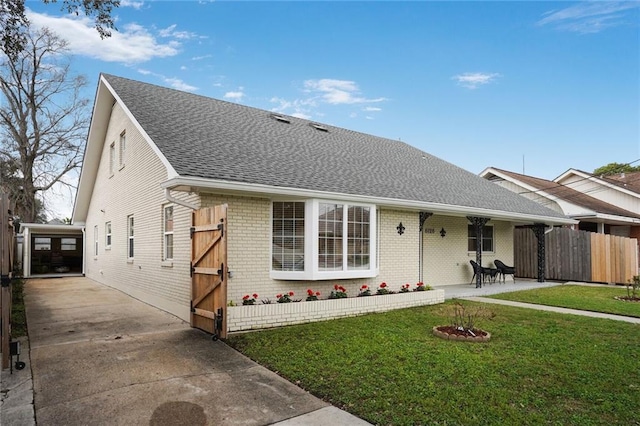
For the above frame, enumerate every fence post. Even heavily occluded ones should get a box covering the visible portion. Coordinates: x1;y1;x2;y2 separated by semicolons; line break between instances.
1;192;12;369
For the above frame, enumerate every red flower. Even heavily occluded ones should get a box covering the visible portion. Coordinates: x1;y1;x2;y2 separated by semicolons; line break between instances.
316;291;321;296
242;295;250;300
307;289;314;296
288;291;294;296
380;282;387;288
276;294;282;299
339;286;346;292
252;293;258;298
361;284;368;289
417;282;424;287
334;284;339;290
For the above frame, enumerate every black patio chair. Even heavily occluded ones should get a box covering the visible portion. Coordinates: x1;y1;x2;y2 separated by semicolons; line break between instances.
494;259;516;283
469;260;491;285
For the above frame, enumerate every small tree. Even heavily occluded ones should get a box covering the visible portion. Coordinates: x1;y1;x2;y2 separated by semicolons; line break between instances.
0;26;89;223
593;162;640;176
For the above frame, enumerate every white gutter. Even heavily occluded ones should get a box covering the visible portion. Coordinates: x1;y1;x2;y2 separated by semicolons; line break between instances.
162;176;578;226
164;188;199;210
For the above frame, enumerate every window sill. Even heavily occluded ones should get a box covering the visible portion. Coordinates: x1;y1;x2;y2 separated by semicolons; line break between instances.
119;164;125;171
161;260;173;268
127;259;134;264
271;269;377;281
93;256;98;260
105;246;111;250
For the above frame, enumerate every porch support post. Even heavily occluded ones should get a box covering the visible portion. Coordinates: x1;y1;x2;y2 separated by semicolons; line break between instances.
419;212;433;282
467;216;490;288
531;223;546;283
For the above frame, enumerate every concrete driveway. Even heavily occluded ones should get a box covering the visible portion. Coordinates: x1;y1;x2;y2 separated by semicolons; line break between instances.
24;277;364;426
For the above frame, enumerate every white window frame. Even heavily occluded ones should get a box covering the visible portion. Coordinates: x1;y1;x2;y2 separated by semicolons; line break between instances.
467;224;495;253
270;199;377;281
105;222;112;249
94;225;98;256
127;215;134;260
118;130;126;168
163;205;174;260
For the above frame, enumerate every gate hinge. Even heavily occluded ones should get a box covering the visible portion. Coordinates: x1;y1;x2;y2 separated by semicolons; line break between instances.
190;226;195;239
1;275;11;288
217;222;224;237
190;263;194;277
190;301;195;313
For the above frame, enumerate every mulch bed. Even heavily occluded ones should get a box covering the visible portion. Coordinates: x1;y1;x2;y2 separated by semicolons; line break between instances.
432;325;491;342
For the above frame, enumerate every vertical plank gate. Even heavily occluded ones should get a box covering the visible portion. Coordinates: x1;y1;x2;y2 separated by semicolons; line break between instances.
191;205;228;340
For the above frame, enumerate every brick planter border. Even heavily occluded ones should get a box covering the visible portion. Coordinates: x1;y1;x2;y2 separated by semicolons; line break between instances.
228;289;445;332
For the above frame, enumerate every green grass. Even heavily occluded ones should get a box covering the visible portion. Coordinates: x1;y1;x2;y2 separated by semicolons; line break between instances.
227;301;640;426
489;284;640;318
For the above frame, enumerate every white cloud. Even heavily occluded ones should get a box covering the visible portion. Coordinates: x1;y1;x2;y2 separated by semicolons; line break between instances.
537;2;639;34
452;72;501;89
192;54;213;61
26;10;180;63
304;79;386;105
291;112;311;119
159;24;199;40
180;65;187;71
136;69;198;92
224;91;245;101
270;79;386;119
121;0;145;9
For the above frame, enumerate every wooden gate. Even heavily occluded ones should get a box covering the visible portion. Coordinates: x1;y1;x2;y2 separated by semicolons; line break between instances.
191;205;228;340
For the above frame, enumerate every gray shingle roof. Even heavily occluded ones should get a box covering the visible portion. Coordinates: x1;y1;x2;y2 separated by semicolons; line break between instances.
103;74;567;220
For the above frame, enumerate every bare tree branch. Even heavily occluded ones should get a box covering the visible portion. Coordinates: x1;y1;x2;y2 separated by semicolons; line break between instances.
0;26;89;222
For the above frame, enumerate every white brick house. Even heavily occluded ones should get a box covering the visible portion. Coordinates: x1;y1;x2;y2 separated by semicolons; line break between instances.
71;74;574;332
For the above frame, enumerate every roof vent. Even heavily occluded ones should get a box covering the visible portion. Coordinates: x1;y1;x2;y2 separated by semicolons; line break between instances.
270;114;291;124
310;123;328;132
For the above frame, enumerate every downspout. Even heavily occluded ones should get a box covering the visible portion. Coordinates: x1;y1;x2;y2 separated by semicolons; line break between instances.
164;188;199;210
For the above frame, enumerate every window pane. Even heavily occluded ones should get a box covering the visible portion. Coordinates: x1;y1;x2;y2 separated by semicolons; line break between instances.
165;234;173;259
165;206;173;232
61;238;77;251
272;202;305;271
34;237;51;251
319;203;343;271
347;206;370;270
467;224;493;252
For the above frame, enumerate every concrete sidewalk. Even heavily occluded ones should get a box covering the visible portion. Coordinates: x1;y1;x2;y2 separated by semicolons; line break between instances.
3;277;370;426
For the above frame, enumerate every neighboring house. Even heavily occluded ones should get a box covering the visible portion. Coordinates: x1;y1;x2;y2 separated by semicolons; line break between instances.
19;223;84;277
480;167;640;235
71;74;573;332
555;169;640;240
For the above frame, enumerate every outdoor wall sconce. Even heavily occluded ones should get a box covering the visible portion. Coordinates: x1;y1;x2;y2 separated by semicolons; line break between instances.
397;222;405;235
440;227;447;238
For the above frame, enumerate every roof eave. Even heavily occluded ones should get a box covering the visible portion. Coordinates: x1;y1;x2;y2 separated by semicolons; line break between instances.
163;176;577;226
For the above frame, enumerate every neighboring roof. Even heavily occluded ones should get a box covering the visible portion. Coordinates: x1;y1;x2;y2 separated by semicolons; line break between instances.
20;223;84;233
483;167;640;220
596;171;640;194
554;168;640;199
77;74;573;224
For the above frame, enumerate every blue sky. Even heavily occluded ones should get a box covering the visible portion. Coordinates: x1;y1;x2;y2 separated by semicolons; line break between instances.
24;0;640;218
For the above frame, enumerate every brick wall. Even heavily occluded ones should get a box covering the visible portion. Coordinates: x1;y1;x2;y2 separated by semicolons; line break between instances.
228;289;445;332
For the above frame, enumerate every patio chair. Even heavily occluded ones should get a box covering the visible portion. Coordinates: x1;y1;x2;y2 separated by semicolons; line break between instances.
494;259;516;283
469;260;491;285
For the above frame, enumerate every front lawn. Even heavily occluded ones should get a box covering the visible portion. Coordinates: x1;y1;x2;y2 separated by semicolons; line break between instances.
490;284;640;318
227;301;639;425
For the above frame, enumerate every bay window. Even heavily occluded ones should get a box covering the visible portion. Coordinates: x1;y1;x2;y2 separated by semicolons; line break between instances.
271;199;376;280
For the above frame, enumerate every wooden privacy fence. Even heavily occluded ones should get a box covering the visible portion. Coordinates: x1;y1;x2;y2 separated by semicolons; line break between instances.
1;192;15;369
514;227;638;284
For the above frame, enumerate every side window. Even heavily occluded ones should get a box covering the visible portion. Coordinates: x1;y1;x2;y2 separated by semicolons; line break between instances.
105;222;112;249
119;131;126;167
94;226;98;256
163;206;174;260
127;215;134;259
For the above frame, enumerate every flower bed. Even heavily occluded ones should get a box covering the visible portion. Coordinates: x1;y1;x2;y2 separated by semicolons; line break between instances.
228;288;445;332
